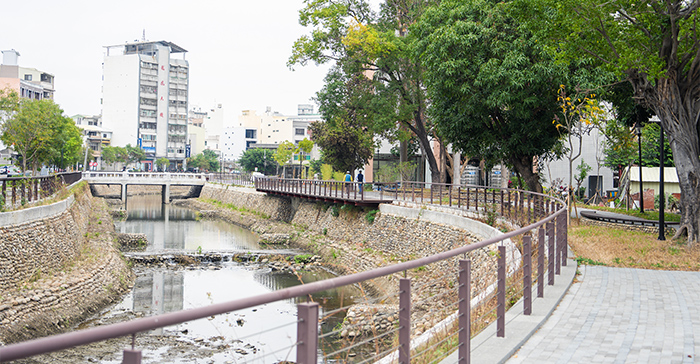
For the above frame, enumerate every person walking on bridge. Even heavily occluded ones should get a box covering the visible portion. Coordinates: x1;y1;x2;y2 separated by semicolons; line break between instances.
344;171;352;195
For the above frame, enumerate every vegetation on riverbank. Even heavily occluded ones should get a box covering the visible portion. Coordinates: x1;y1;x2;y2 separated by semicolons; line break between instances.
569;219;700;271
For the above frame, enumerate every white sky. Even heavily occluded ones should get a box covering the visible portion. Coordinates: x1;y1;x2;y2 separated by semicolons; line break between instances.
1;0;334;121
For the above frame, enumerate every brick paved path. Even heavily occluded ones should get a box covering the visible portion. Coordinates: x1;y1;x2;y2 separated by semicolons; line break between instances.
507;266;700;363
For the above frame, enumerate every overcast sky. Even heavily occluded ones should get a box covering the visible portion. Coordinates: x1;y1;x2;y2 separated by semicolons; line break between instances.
2;0;337;121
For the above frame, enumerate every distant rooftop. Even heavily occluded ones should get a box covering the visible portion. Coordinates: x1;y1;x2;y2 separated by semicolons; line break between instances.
104;40;187;56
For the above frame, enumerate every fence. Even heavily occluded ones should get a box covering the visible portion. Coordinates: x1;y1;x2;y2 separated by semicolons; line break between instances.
0;172;82;211
0;177;567;363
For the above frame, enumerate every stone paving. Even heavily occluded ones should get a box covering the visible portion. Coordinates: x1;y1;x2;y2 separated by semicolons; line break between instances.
506;266;700;363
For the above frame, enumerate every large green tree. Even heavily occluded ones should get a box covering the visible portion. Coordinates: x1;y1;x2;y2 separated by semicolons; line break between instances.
311;66;377;174
238;148;277;175
415;0;603;192
290;0;451;183
513;0;700;243
0;99;79;173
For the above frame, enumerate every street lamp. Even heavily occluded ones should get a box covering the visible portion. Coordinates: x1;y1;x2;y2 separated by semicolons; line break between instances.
658;121;665;241
635;121;644;213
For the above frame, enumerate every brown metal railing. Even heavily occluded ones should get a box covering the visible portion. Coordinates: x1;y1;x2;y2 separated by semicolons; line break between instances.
0;172;82;211
0;178;567;364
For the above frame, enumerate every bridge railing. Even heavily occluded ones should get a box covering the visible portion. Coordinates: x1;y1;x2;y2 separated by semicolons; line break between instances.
0;172;82;211
0;180;568;364
82;171;208;182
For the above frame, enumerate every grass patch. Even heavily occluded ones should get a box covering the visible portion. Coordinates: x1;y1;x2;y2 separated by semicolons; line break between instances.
568;219;700;271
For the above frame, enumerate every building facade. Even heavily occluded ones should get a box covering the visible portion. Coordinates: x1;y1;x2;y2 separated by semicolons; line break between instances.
0;49;55;101
101;41;189;170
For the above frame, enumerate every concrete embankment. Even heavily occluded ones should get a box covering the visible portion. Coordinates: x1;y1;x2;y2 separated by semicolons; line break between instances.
180;184;516;337
0;182;134;344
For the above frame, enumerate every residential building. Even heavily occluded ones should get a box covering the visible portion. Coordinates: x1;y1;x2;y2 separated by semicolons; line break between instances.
72;114;112;169
0;49;55;101
101;40;189;171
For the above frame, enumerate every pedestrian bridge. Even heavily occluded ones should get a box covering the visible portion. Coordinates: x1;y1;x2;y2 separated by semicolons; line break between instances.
82;172;206;203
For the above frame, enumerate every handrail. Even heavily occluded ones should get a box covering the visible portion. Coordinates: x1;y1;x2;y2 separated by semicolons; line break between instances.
0;172;82;211
0;178;567;363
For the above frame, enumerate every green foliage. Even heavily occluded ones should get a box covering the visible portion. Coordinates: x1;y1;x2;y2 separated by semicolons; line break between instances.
0;99;83;173
238;148;277;175
187;150;220;172
320;164;334;180
290;0;446;183
414;0;606;192
293;254;313;264
575;257;606;266
156;157;170;171
365;209;378;223
310;68;376;173
330;205;340;217
273;141;295;168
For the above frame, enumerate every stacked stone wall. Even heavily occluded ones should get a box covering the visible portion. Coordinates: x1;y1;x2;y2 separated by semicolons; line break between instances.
194;185;507;335
0;184;133;344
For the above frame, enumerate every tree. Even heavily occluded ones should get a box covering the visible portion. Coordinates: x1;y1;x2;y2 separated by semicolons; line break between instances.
0;99;67;173
202;149;220;172
310;117;375;174
238;148;276;175
125;144;145;169
414;0;604;192
513;0;700;243
273;141;295;176
101;145;128;168
45;116;83;170
296;138;315;178
312;66;378;175
156;157;170;171
290;0;449;183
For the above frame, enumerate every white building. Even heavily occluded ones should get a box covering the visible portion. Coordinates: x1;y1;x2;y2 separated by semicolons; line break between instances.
543;127;615;200
101;40;189;171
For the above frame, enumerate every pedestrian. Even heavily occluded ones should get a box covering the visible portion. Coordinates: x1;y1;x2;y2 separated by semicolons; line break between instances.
344;171;352;194
357;170;364;190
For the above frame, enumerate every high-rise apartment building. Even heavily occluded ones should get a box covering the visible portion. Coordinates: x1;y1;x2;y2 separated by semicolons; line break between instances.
101;41;189;170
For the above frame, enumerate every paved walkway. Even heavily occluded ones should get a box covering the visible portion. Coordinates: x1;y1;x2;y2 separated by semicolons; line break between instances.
506;266;700;363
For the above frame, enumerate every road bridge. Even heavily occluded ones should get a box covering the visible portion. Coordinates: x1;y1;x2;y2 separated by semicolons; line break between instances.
82;172;206;203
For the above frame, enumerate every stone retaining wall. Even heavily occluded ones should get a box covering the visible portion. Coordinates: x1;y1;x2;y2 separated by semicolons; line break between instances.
0;183;133;344
193;184;511;336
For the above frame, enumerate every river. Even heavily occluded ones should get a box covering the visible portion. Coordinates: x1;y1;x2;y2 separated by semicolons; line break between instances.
84;195;366;363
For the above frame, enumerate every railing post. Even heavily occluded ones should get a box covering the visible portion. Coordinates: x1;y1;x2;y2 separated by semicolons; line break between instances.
122;349;142;364
555;215;562;275
500;190;504;216
449;185;452;206
523;235;532;315
547;221;555;285
538;227;545;298
458;186;461;208
399;278;411;364
466;188;470;210
430;185;433;204
459;260;471;364
560;213;568;266
527;193;532;224
297;302;319;364
497;245;506;337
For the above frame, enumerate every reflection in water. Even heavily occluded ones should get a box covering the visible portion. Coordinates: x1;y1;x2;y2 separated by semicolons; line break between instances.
111;265;361;363
117;195;260;252
105;196;370;362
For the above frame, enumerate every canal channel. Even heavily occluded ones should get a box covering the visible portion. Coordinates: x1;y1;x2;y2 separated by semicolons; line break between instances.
74;195;367;363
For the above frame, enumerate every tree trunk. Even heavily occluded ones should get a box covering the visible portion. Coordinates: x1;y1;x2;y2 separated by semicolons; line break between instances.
652;87;700;244
509;155;542;193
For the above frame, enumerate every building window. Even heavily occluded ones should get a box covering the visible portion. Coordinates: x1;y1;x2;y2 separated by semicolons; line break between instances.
295;128;304;136
245;129;256;139
24;74;32;81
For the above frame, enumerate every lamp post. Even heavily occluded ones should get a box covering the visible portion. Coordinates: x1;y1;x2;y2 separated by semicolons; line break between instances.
658;121;665;240
635;122;644;212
